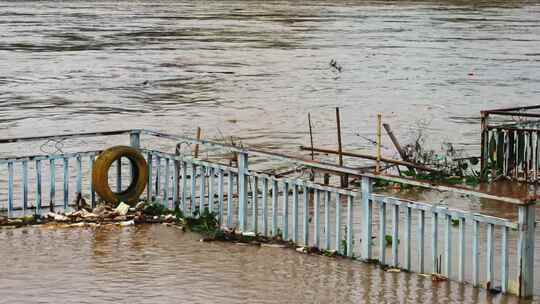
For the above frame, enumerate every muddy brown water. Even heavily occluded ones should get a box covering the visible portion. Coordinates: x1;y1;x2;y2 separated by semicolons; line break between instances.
0;224;533;304
1;0;540;303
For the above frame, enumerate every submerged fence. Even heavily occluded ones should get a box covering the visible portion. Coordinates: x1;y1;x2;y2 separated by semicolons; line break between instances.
0;129;537;298
481;105;540;183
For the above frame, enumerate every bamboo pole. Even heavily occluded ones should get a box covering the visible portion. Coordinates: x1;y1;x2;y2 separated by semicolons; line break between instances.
376;113;382;173
193;127;202;158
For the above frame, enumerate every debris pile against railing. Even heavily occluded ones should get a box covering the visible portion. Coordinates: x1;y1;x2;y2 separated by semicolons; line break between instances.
0;127;538;299
481;105;540;183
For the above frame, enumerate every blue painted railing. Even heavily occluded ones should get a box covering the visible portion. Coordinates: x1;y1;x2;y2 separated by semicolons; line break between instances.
0;129;536;298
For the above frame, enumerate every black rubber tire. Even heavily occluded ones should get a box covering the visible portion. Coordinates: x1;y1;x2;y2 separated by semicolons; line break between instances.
92;145;148;205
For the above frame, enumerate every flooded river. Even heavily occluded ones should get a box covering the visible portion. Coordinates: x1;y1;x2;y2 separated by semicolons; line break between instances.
1;0;540;303
1;0;539;155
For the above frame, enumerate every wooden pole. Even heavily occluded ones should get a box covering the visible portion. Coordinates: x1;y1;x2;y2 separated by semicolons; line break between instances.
376;113;382;173
194;127;201;158
336;107;348;187
308;113;315;181
336;108;343;166
308;113;315;161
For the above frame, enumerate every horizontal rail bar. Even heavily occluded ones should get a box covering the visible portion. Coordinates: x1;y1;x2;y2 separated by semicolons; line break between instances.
371;194;517;228
483;105;540;113
299;146;438;172
0;129;134;144
0;150;103;164
485;111;540;118
1;129;535;205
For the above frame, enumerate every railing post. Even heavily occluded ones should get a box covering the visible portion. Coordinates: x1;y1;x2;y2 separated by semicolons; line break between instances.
130;131;141;149
517;203;535;298
7;161;14;217
361;176;373;260
237;151;248;231
130;131;141;187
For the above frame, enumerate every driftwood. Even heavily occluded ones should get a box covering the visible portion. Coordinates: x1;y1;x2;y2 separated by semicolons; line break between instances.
382;123;416;174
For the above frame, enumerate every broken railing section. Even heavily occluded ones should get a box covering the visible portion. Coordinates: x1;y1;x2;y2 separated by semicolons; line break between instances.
0;129;537;298
481;105;540;182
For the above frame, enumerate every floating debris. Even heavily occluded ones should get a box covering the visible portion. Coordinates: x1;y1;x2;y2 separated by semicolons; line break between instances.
431;273;448;282
329;59;343;72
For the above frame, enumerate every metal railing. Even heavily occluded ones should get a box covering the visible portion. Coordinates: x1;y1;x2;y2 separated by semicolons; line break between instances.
481;105;540;182
0;129;536;298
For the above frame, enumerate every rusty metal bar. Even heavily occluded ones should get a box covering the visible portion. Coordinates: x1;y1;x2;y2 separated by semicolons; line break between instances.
480;111;489;174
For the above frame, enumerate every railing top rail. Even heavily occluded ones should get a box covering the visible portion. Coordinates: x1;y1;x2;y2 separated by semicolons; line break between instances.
0;129;135;144
0;128;536;205
482;105;540;114
484;111;540;119
486;126;540;132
